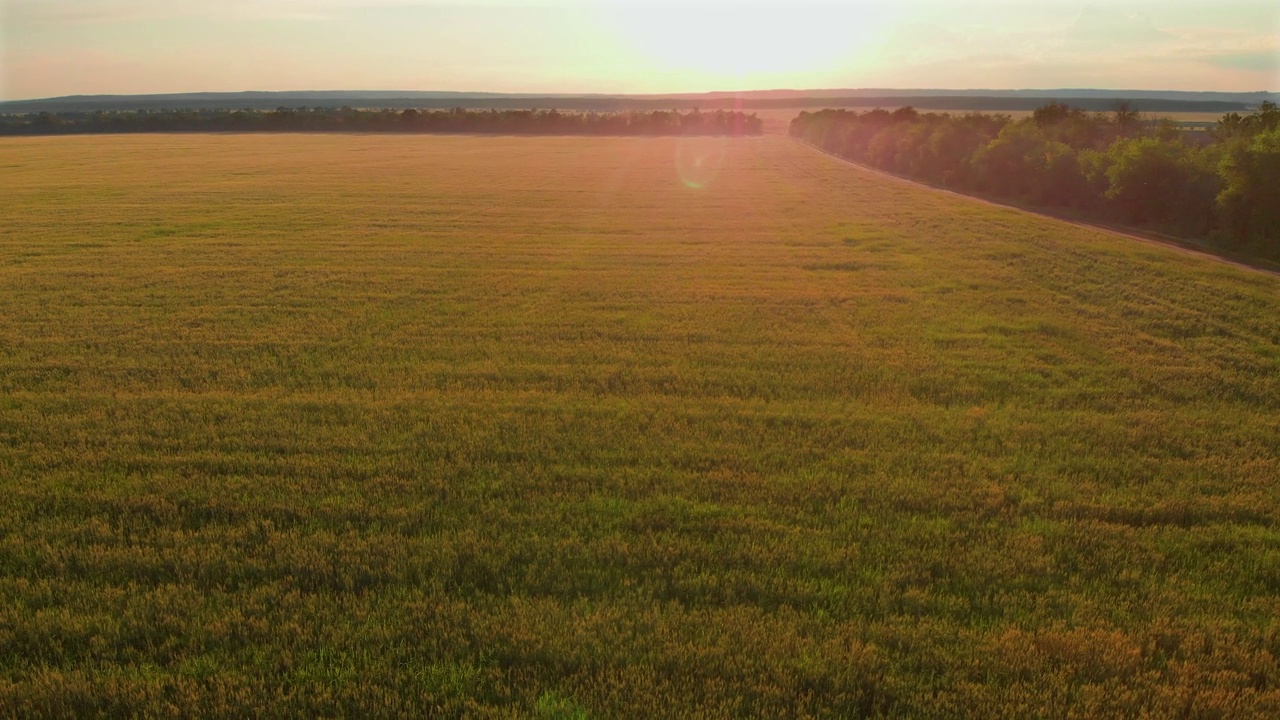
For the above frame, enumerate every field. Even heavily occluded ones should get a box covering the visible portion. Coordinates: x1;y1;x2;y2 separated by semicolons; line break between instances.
3;133;1280;717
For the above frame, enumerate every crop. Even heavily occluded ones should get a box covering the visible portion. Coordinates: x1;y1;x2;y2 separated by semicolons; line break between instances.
2;134;1279;717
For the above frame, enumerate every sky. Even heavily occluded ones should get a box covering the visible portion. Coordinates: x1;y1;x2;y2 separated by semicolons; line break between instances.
2;0;1277;100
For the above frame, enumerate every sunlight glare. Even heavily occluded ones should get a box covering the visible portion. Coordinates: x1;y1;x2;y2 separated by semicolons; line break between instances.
603;4;892;88
675;134;727;189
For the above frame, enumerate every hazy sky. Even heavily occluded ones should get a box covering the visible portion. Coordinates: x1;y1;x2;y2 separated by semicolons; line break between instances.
2;0;1277;100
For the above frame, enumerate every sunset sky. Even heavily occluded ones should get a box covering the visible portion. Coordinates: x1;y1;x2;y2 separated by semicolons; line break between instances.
2;0;1277;100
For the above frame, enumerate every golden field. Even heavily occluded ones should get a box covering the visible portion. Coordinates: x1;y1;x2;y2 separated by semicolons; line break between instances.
2;134;1280;717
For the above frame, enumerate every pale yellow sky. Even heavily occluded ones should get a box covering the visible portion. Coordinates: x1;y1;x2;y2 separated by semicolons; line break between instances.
2;0;1277;100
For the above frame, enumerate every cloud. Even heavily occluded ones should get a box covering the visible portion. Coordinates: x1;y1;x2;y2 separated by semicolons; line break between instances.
6;0;601;26
6;0;349;25
848;3;1278;91
1064;4;1170;49
8;0;177;25
1203;51;1280;73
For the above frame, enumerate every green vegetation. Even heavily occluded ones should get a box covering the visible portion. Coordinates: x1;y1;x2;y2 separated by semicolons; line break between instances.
1;92;1252;116
0;107;764;137
791;102;1280;259
2;134;1280;717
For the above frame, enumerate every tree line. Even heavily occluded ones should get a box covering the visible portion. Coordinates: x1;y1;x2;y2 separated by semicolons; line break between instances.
790;102;1280;258
0;107;764;137
2;93;1247;115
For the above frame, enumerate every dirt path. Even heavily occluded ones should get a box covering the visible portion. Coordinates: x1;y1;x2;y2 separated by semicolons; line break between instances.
792;139;1280;280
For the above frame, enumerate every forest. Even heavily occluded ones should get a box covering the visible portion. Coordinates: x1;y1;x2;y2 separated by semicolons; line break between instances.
0;107;765;137
1;92;1248;115
790;102;1280;258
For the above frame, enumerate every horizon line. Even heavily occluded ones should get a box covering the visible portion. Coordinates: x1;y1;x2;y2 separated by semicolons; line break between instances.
6;86;1278;104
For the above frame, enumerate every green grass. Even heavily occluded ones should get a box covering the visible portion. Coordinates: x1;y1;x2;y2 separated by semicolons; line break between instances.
2;133;1280;717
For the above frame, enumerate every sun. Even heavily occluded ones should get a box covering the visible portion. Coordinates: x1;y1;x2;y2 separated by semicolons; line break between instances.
601;4;893;90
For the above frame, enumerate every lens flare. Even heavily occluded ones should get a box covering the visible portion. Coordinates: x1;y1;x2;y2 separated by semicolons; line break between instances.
675;135;727;189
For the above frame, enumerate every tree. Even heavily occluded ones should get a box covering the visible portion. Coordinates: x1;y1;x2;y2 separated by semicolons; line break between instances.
1113;102;1143;138
1217;125;1280;250
1026;141;1089;207
1032;102;1074;129
1103;137;1217;232
969;122;1044;198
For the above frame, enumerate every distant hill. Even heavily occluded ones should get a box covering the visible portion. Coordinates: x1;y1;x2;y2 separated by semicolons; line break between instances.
655;88;1279;103
2;89;1275;115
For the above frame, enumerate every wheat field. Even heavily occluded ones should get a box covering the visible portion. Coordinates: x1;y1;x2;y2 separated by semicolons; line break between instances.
2;133;1279;717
